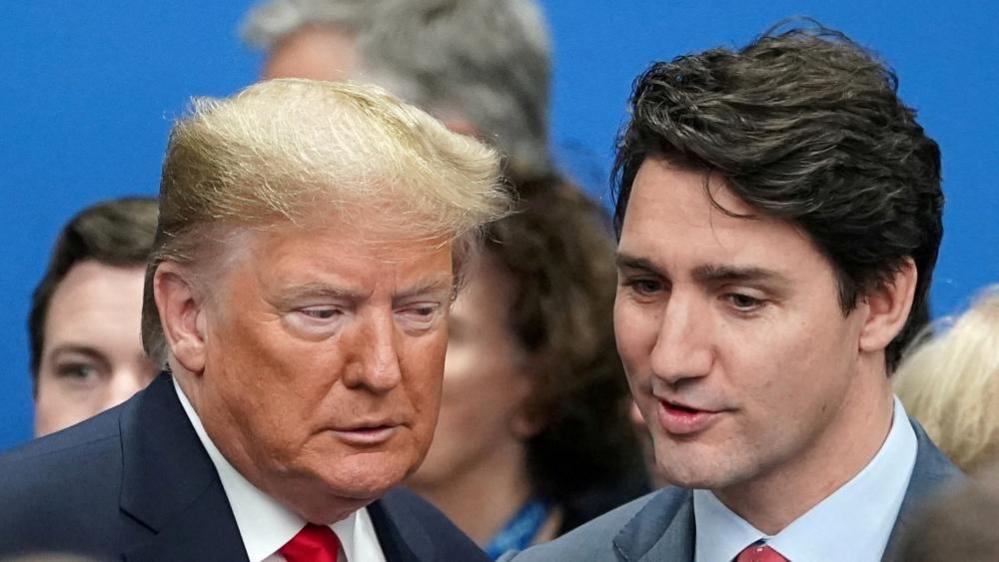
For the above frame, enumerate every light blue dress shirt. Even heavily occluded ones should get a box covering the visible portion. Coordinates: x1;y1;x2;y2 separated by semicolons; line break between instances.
693;396;917;562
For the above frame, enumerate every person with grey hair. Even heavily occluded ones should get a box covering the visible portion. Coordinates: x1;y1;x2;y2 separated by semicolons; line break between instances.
242;0;553;182
243;0;375;83
0;79;510;561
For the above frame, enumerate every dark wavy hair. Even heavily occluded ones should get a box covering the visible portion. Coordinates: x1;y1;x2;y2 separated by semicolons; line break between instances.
613;21;944;371
29;197;158;384
486;177;646;529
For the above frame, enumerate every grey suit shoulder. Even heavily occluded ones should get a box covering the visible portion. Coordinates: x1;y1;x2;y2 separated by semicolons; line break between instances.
500;488;694;562
504;418;962;562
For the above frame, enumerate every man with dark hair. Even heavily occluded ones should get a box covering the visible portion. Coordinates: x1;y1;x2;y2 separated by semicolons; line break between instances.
29;197;159;436
505;22;960;562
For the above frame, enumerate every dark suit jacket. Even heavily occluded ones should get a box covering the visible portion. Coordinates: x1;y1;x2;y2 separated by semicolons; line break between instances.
504;418;963;562
0;374;489;562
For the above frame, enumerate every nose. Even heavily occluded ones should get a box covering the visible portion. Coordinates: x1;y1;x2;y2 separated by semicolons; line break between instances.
342;310;403;393
649;291;714;385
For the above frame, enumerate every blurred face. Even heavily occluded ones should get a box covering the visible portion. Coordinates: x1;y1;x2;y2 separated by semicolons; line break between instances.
35;262;157;436
193;219;453;521
263;25;360;82
409;252;533;488
614;158;871;497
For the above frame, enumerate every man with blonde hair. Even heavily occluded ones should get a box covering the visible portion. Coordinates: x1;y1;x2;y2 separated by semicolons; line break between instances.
0;79;510;561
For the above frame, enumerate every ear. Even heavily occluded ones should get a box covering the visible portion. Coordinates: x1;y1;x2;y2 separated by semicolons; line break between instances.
858;258;918;354
153;262;208;375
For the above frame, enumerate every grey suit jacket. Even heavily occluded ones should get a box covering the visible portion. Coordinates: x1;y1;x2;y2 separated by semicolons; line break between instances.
504;419;962;562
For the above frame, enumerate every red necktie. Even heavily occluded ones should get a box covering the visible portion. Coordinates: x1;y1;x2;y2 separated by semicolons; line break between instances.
735;543;789;562
279;523;341;562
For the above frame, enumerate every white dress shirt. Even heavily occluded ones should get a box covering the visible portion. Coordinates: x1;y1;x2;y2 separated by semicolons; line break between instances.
693;396;917;562
173;379;387;562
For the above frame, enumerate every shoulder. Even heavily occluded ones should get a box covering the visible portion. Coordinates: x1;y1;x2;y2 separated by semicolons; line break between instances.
504;489;678;562
372;487;490;562
0;406;126;554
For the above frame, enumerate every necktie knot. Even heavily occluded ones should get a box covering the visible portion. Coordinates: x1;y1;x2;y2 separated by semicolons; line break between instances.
735;543;789;562
279;523;341;562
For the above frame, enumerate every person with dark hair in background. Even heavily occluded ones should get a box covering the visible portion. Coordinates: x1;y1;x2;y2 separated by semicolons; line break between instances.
29;197;159;437
0;79;510;561
506;21;960;562
407;180;646;558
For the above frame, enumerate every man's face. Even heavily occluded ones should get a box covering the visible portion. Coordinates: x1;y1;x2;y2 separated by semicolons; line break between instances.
194;218;453;521
35;262;157;437
614;158;871;497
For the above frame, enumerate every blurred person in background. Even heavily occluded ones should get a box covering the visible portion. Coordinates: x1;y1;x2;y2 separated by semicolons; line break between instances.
895;286;999;472
242;0;373;83
407;181;646;557
896;461;999;562
242;0;553;184
243;0;648;555
29;197;158;437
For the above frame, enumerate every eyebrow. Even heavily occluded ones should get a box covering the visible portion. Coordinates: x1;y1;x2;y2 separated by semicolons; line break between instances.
690;264;791;287
393;276;454;302
615;253;664;276
275;277;454;307
46;345;111;370
616;253;790;287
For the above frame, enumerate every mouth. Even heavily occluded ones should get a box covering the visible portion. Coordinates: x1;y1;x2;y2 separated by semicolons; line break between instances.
656;399;722;436
328;423;402;446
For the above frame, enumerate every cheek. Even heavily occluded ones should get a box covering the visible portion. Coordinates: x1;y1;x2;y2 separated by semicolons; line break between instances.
34;379;102;434
403;333;448;420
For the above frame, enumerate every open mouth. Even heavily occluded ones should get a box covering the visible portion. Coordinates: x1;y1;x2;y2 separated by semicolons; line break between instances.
657;400;720;435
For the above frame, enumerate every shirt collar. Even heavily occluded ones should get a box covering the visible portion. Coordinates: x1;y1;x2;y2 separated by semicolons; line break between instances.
172;377;385;562
694;396;918;562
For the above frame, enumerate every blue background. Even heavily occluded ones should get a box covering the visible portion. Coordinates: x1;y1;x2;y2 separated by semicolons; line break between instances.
1;1;996;450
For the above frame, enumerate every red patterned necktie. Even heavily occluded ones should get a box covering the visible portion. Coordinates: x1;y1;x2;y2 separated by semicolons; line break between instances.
279;523;341;562
735;543;789;562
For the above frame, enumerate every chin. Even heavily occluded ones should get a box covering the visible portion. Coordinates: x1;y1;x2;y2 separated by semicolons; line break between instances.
322;458;413;499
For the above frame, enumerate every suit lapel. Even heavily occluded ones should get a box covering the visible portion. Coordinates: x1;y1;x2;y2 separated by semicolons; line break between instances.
613;489;695;562
117;374;248;562
881;418;964;561
367;491;429;562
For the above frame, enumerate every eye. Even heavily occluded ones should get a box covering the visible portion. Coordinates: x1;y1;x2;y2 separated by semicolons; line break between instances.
54;362;101;385
299;307;342;320
623;277;665;297
725;293;765;312
58;363;97;379
397;302;443;330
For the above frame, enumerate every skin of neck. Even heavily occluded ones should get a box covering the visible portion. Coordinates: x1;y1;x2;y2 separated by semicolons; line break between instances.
409;438;536;546
715;354;896;535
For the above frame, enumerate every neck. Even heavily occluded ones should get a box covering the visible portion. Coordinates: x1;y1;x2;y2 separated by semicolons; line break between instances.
716;365;895;535
409;443;535;545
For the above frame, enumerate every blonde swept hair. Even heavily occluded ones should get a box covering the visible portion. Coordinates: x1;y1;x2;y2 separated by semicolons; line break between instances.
141;78;510;365
894;286;999;472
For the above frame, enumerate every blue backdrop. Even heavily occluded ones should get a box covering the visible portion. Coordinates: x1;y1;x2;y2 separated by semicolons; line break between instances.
1;1;996;450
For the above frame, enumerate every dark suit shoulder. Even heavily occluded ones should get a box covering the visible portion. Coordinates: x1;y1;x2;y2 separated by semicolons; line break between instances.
0;405;128;557
372;487;490;561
